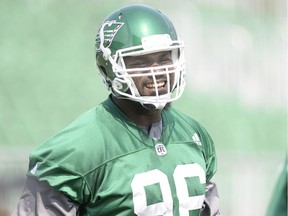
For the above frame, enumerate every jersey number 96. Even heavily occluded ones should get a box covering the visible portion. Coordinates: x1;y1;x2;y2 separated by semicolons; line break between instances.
131;163;205;216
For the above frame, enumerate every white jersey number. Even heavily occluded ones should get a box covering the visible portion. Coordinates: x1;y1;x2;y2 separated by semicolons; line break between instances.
131;163;205;216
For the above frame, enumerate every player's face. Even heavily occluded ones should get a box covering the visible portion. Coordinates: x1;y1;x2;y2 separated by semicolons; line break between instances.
124;51;175;97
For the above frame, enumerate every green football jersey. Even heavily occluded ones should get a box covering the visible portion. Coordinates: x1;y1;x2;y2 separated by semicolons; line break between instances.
266;160;287;216
27;96;217;216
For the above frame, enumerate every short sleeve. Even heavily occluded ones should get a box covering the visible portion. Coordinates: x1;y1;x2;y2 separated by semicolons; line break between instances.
27;155;91;204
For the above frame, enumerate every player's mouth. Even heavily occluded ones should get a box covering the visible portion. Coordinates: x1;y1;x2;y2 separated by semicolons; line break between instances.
145;80;166;90
142;80;169;96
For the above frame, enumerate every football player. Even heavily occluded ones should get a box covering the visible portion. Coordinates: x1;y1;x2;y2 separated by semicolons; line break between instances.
13;4;221;216
266;159;287;216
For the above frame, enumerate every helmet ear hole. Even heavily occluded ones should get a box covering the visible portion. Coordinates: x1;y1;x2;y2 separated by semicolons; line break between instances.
98;66;112;88
98;65;107;76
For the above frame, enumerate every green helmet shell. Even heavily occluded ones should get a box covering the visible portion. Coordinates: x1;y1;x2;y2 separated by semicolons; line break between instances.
95;4;178;88
95;4;186;109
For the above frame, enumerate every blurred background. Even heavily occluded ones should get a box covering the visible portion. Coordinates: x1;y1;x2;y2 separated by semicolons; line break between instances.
0;0;286;215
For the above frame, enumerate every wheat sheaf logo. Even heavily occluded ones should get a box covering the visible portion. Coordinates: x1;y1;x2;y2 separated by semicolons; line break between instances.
96;20;124;50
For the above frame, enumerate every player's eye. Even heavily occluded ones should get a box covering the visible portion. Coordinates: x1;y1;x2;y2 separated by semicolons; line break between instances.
127;61;147;68
161;58;172;64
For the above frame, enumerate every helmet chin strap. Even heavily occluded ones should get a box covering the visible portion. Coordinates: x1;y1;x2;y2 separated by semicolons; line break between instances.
140;92;173;110
141;101;167;110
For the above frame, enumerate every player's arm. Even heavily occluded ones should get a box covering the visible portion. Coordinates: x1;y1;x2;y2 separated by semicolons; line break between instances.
12;177;80;216
200;181;221;216
266;160;287;216
195;123;221;215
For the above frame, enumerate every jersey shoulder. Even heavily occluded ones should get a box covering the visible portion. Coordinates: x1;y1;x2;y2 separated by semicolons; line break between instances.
164;107;212;142
29;97;130;172
164;107;217;180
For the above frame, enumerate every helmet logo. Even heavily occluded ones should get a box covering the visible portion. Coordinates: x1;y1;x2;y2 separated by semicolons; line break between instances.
97;20;124;50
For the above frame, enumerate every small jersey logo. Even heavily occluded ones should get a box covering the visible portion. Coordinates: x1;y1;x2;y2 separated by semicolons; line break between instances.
192;133;202;145
155;143;167;156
